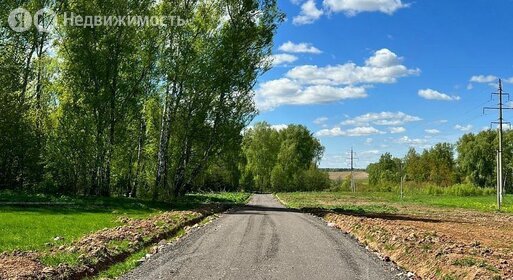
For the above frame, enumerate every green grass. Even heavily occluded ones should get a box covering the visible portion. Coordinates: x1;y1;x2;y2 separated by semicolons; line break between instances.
92;228;188;279
276;191;513;214
0;191;250;253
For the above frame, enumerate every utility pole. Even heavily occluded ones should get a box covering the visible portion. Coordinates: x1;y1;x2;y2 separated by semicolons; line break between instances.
399;160;405;200
484;79;513;210
347;148;358;192
350;147;355;192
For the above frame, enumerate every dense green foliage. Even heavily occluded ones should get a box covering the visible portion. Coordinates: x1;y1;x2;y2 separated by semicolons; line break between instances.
240;122;329;192
0;0;283;200
369;143;457;190
368;130;513;193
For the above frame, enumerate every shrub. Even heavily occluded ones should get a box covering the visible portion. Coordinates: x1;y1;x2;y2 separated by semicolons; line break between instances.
426;183;494;197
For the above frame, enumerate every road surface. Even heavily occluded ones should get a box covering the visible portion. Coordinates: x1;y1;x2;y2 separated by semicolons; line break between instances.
122;194;405;280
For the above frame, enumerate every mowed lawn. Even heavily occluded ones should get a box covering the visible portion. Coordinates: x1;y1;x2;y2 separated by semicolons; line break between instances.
0;192;250;252
277;191;513;213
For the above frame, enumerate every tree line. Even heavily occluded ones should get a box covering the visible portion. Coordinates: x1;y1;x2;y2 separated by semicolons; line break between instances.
0;0;284;200
368;129;513;192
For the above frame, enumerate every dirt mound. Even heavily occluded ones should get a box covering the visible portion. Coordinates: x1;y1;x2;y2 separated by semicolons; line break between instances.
317;208;513;279
0;252;42;280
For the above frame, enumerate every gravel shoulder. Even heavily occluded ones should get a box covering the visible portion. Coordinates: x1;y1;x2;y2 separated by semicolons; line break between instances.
122;194;405;280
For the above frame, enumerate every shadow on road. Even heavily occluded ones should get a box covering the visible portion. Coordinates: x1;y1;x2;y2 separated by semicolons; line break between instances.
227;202;447;224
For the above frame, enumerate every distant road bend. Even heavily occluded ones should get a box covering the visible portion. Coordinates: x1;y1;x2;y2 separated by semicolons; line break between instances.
122;194;405;280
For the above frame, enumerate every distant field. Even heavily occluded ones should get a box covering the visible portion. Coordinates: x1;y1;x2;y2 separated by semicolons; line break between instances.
327;171;369;181
0;192;250;252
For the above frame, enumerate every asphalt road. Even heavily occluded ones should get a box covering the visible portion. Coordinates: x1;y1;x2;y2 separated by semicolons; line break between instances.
122;194;405;280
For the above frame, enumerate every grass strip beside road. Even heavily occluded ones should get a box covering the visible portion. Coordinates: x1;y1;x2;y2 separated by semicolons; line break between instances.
0;192;250;253
277;191;513;213
0;192;250;279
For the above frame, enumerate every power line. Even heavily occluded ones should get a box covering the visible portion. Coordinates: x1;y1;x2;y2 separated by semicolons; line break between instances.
346;148;359;192
483;79;513;210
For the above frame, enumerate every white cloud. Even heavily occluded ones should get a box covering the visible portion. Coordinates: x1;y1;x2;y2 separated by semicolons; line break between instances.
425;129;440;134
286;49;419;86
365;138;373;144
316;126;385;137
418;89;460;101
454;124;473;132
314;116;329;125
470;75;498;83
396;136;427;146
278;41;322;54
365;48;401;67
342;111;421;126
255;78;367;110
346;126;385;136
256;49;418;110
361;150;380;155
323;0;409;16
268;54;298;66
293;0;324;25
271;124;288;131
389;127;406;134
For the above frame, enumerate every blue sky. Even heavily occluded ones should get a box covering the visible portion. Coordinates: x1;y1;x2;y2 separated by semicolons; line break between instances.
252;0;513;168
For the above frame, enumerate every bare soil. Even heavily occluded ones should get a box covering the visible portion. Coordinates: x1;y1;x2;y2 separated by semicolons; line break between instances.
315;205;513;279
328;171;369;181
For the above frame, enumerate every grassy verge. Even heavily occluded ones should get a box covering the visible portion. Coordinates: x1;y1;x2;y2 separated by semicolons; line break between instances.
0;192;250;253
276;191;513;213
0;192;250;279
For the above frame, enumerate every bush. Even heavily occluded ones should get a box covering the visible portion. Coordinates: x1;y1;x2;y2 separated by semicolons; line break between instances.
300;166;330;191
425;183;495;197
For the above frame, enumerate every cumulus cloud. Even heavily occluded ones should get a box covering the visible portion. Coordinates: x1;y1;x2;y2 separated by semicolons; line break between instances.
255;49;418;111
425;129;440;134
323;0;409;16
389;127;406;134
278;41;322;54
286;49;419;86
395;136;428;146
316;126;385;137
293;0;324;25
454;124;473;132
418;89;460;101
268;54;298;66
255;79;367;110
470;75;498;83
290;0;408;25
342;112;421;126
271;124;289;131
